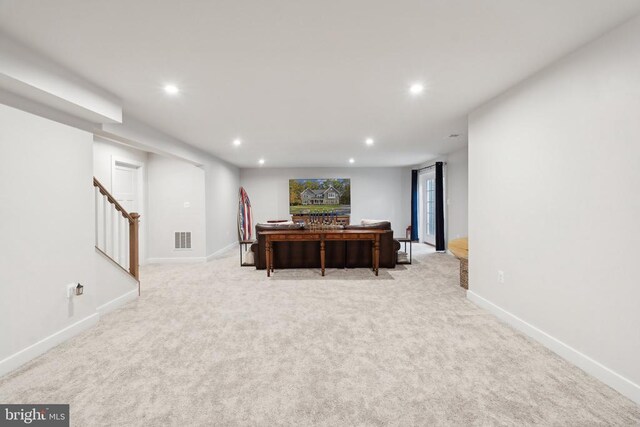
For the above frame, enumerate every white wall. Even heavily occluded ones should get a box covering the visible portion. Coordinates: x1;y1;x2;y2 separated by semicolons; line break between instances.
446;147;468;240
205;159;241;256
100;116;240;259
147;153;207;261
94;135;240;262
468;15;640;404
0;104;97;373
240;167;411;233
94;249;138;314
93;137;149;263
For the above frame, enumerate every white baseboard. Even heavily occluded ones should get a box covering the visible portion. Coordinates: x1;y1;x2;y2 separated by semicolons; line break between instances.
0;287;137;379
0;313;99;378
467;290;640;405
206;241;238;261
146;242;239;264
96;289;138;316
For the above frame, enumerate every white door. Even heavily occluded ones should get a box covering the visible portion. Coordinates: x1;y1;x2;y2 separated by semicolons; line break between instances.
111;158;145;265
112;163;138;212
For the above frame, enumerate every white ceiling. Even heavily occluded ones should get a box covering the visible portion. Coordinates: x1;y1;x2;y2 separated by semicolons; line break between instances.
1;0;639;168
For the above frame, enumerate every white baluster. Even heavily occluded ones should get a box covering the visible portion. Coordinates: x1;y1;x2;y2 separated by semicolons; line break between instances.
123;214;127;267
96;193;104;250
102;195;108;253
124;218;130;271
110;206;115;259
122;214;127;269
94;186;99;247
117;213;122;265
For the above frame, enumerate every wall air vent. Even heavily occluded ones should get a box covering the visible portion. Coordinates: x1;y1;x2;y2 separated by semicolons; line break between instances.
174;232;192;250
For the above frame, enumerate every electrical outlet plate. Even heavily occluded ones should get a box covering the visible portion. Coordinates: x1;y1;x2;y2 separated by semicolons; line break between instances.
498;270;505;284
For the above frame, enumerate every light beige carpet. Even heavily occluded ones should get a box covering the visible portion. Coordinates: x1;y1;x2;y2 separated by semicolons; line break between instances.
0;246;639;426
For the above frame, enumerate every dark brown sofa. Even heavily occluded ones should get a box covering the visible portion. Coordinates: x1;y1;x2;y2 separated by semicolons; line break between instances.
250;221;400;270
344;222;399;268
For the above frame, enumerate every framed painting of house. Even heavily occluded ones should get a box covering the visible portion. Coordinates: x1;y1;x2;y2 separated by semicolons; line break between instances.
289;178;351;214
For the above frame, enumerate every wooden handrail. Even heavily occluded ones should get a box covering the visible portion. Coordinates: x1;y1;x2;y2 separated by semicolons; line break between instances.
93;177;141;289
93;177;134;222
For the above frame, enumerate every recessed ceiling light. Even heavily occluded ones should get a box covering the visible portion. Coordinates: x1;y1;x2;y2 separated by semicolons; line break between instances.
349;158;355;164
258;158;265;165
409;82;424;95
365;138;374;146
233;138;242;146
164;84;179;95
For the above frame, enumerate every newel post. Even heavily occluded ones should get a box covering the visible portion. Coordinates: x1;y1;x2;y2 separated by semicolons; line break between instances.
129;213;140;288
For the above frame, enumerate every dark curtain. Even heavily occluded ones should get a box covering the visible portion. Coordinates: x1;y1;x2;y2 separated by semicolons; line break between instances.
410;170;418;241
435;162;445;251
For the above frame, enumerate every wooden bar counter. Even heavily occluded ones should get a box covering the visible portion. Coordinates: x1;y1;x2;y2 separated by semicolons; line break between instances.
260;229;386;277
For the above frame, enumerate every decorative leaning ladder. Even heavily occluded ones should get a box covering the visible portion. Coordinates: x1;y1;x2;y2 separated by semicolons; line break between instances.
93;177;140;294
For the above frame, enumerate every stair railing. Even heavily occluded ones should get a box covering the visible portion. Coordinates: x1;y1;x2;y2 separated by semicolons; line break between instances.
93;177;140;293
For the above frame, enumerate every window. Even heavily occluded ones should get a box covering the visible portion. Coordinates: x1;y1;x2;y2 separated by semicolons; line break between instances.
327;192;336;199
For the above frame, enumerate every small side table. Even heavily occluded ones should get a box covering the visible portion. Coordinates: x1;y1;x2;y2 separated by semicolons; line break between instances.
396;237;412;265
240;240;254;267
